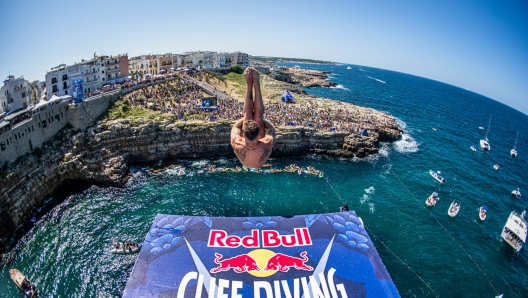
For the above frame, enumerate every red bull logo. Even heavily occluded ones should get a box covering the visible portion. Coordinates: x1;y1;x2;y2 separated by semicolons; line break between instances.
208;228;312;248
210;253;261;273
210;251;313;274
264;251;313;272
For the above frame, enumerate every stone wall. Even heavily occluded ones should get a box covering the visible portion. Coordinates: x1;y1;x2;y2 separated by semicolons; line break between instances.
66;92;117;131
0;91;122;165
0;102;69;165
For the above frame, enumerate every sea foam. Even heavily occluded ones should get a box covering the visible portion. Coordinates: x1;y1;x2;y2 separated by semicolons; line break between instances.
393;133;419;153
330;84;350;91
378;142;390;158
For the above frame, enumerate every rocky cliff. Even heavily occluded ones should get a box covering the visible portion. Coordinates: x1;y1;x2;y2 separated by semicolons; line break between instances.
0;116;401;255
289;69;337;88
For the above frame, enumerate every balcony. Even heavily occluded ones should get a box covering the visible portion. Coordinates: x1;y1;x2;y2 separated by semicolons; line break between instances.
106;60;119;66
83;69;98;76
106;67;121;74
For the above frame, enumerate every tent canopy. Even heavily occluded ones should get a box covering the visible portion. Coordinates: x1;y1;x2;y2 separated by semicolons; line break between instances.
281;90;296;103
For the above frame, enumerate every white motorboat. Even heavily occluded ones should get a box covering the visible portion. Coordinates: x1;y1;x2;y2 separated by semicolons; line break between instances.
493;164;500;170
470;145;476;152
500;210;527;252
479;205;488;221
511;130;518;157
425;192;440;206
512;188;521;197
429;170;445;183
480;116;492;150
448;200;460;217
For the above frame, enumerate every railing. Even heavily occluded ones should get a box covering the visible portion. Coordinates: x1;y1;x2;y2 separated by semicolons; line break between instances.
106;61;119;66
83;70;98;76
106;68;120;73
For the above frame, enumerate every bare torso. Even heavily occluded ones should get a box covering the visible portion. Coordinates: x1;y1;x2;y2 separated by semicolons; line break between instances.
231;119;275;168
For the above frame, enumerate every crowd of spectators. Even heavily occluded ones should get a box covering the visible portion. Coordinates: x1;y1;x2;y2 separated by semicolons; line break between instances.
1;71;398;138
120;73;398;134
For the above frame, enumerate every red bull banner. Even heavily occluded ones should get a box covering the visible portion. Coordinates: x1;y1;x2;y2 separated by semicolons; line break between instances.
123;212;400;297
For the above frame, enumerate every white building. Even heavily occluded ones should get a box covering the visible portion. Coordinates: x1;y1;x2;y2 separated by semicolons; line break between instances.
214;53;226;68
45;54;129;100
0;75;32;115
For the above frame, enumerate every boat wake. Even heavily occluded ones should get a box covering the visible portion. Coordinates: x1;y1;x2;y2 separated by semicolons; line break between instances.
360;186;376;213
367;76;386;84
359;68;371;73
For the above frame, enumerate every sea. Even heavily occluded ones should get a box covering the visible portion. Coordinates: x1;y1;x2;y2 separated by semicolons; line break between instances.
1;63;527;297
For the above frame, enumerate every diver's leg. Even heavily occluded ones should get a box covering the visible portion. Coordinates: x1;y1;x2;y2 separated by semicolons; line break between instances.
243;68;254;122
251;68;265;137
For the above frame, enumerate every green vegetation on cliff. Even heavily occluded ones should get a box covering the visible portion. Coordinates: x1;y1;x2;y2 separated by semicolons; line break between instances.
106;101;172;125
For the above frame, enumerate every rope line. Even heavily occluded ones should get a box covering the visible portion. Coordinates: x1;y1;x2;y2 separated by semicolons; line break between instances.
325;177;345;205
363;225;439;298
389;169;500;296
323;174;438;297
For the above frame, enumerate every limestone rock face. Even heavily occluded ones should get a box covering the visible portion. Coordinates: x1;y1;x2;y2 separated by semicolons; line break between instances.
0;118;401;255
289;69;338;88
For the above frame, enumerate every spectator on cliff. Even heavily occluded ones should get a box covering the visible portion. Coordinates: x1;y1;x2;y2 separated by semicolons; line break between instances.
230;68;275;168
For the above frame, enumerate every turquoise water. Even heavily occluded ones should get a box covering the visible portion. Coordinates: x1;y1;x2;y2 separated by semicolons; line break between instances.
1;63;527;297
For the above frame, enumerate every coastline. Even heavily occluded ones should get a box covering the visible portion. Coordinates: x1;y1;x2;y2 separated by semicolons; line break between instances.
0;67;402;258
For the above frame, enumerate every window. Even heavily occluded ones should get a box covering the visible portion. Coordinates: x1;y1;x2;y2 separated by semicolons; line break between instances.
63;82;67;89
51;77;57;84
42;120;47;128
0;142;5;151
22;92;26;98
52;85;58;92
62;74;68;81
55;115;60;122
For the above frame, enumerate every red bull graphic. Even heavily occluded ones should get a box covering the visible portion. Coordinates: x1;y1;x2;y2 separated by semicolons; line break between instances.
123;213;400;297
208;227;312;248
264;251;313;272
210;253;261;273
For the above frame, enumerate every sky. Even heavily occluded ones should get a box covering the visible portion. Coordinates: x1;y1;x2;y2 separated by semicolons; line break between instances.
1;0;527;114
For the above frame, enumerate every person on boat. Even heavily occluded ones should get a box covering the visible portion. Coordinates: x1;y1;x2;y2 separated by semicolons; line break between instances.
230;67;276;168
22;278;31;289
340;204;350;212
